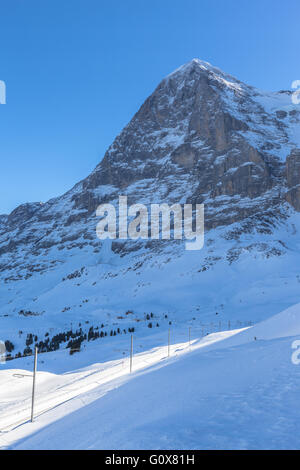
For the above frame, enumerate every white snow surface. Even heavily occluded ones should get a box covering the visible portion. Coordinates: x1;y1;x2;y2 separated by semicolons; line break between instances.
1;59;300;449
1;302;300;450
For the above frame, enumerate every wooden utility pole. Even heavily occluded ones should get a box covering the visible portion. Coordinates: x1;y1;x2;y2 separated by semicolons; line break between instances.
130;335;133;373
31;347;38;423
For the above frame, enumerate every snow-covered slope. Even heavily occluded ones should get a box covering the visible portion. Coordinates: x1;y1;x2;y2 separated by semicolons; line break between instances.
1;303;300;449
1;58;300;358
219;301;300;346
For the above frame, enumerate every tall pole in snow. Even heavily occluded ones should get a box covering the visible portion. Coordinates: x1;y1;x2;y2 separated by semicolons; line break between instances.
130;334;133;373
31;347;38;423
188;327;191;347
168;328;170;357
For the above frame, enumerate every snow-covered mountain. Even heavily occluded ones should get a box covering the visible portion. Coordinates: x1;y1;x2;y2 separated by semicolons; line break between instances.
1;59;300;358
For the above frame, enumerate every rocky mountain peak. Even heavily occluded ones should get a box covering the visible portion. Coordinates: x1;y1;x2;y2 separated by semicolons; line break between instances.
0;60;299;281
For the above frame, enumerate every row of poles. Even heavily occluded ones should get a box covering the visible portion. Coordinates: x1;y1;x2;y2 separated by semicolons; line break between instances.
30;328;173;422
29;320;252;422
130;327;178;373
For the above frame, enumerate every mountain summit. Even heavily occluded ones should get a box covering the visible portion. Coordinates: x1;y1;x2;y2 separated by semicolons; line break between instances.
1;58;300;271
1;60;300;355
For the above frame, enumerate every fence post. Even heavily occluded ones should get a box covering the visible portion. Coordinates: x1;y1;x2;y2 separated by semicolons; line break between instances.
168;328;170;357
31;347;38;423
130;334;133;373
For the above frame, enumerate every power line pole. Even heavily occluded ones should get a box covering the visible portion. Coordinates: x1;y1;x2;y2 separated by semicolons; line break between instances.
130;334;133;373
31;347;38;423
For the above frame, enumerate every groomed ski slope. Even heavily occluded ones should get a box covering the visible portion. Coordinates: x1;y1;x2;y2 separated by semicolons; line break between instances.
1;303;300;450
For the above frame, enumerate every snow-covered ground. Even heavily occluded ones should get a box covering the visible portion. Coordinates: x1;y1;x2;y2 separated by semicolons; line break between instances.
2;208;300;360
1;303;300;450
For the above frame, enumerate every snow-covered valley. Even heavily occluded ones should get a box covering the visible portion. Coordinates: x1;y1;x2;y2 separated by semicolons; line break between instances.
1;57;300;450
1;303;300;449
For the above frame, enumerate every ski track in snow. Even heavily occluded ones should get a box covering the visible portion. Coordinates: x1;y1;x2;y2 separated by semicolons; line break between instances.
0;329;239;442
1;302;300;450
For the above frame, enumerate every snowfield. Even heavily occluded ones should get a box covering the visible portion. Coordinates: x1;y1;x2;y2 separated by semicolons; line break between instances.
1;303;300;450
1;58;300;450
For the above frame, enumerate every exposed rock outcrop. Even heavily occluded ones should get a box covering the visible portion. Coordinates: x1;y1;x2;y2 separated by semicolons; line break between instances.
0;58;299;279
285;149;300;211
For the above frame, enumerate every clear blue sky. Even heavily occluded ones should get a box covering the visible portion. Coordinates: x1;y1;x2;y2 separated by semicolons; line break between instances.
1;0;299;214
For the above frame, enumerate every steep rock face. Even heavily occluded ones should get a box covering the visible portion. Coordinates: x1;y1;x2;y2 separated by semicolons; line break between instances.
0;58;299;281
285;149;300;210
82;59;299;225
